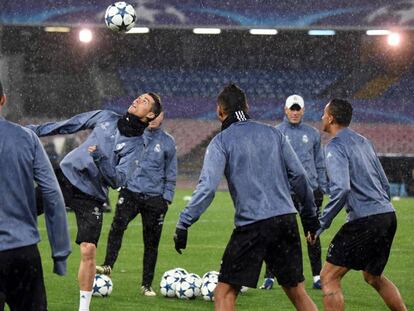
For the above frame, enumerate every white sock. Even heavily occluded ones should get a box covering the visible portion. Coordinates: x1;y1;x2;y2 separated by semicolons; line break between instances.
79;290;92;311
313;275;320;283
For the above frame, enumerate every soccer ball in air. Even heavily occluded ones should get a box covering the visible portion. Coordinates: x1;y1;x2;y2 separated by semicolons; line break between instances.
92;274;113;297
105;2;136;32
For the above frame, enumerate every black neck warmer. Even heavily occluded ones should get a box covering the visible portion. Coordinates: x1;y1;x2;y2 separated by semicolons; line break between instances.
117;112;148;137
221;110;250;131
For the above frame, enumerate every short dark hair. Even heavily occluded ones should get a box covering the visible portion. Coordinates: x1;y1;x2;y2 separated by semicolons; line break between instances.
148;92;162;118
328;98;353;126
217;83;248;114
0;80;3;97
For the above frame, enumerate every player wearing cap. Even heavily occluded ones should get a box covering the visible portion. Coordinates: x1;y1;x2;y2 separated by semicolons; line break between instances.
174;84;320;311
317;99;407;311
260;95;327;290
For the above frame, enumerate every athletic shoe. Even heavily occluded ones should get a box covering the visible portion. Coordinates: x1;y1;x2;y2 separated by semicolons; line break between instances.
141;285;156;297
313;279;322;289
259;278;274;290
96;265;112;276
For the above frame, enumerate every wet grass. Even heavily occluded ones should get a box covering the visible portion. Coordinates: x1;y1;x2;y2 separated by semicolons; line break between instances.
34;190;413;310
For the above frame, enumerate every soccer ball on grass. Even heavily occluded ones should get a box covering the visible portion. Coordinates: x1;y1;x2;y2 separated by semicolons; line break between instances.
92;274;113;297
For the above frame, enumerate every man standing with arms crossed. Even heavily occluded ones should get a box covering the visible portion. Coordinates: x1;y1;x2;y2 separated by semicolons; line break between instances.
317;98;407;311
174;84;320;311
0;81;71;311
96;111;177;296
27;93;161;311
261;94;327;290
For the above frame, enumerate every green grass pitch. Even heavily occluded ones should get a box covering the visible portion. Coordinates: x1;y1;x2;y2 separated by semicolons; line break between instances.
31;190;413;310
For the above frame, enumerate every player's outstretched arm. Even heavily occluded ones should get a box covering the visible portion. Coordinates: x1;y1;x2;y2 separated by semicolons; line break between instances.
26;110;103;137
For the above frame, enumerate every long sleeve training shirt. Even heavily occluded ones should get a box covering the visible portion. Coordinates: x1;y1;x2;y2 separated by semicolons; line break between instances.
27;110;142;202
320;128;395;230
0;117;71;265
126;127;177;202
178;120;316;229
276;118;327;192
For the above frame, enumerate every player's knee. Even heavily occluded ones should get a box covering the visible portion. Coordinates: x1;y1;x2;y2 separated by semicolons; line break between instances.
320;267;330;282
363;272;381;288
80;242;96;260
214;283;237;303
320;268;336;290
282;283;306;301
213;289;224;303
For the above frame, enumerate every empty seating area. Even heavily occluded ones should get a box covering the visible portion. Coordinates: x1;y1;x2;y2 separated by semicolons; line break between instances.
162;119;219;157
114;67;414;124
119;68;340;100
305;122;414;155
350;123;414;155
381;70;414;101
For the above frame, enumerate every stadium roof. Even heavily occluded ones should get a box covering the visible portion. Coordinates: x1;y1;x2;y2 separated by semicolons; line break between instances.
0;0;413;29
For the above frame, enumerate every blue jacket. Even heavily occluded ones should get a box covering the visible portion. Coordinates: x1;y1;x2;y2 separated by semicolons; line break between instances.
276;118;327;192
178;120;317;229
0;117;71;274
319;128;395;230
27;110;142;202
126;127;177;202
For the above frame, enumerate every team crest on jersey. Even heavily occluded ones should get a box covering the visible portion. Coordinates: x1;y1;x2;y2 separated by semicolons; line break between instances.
154;143;161;153
116;143;125;150
100;122;109;130
302;134;309;143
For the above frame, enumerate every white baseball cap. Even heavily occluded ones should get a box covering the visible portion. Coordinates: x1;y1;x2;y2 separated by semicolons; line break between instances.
285;95;304;109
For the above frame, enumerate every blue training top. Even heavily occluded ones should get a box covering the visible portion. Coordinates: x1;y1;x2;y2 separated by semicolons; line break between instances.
0;117;71;269
320;127;395;230
27;110;142;202
178;119;317;229
276;118;327;192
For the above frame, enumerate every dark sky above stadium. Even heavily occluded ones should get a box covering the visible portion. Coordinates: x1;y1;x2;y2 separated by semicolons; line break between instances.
0;0;414;28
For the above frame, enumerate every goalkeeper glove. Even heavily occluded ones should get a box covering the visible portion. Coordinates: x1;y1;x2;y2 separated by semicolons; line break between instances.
301;215;321;237
173;228;188;254
313;188;324;208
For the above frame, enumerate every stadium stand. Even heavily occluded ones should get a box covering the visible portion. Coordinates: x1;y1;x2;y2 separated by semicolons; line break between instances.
119;68;341;100
163;119;219;157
